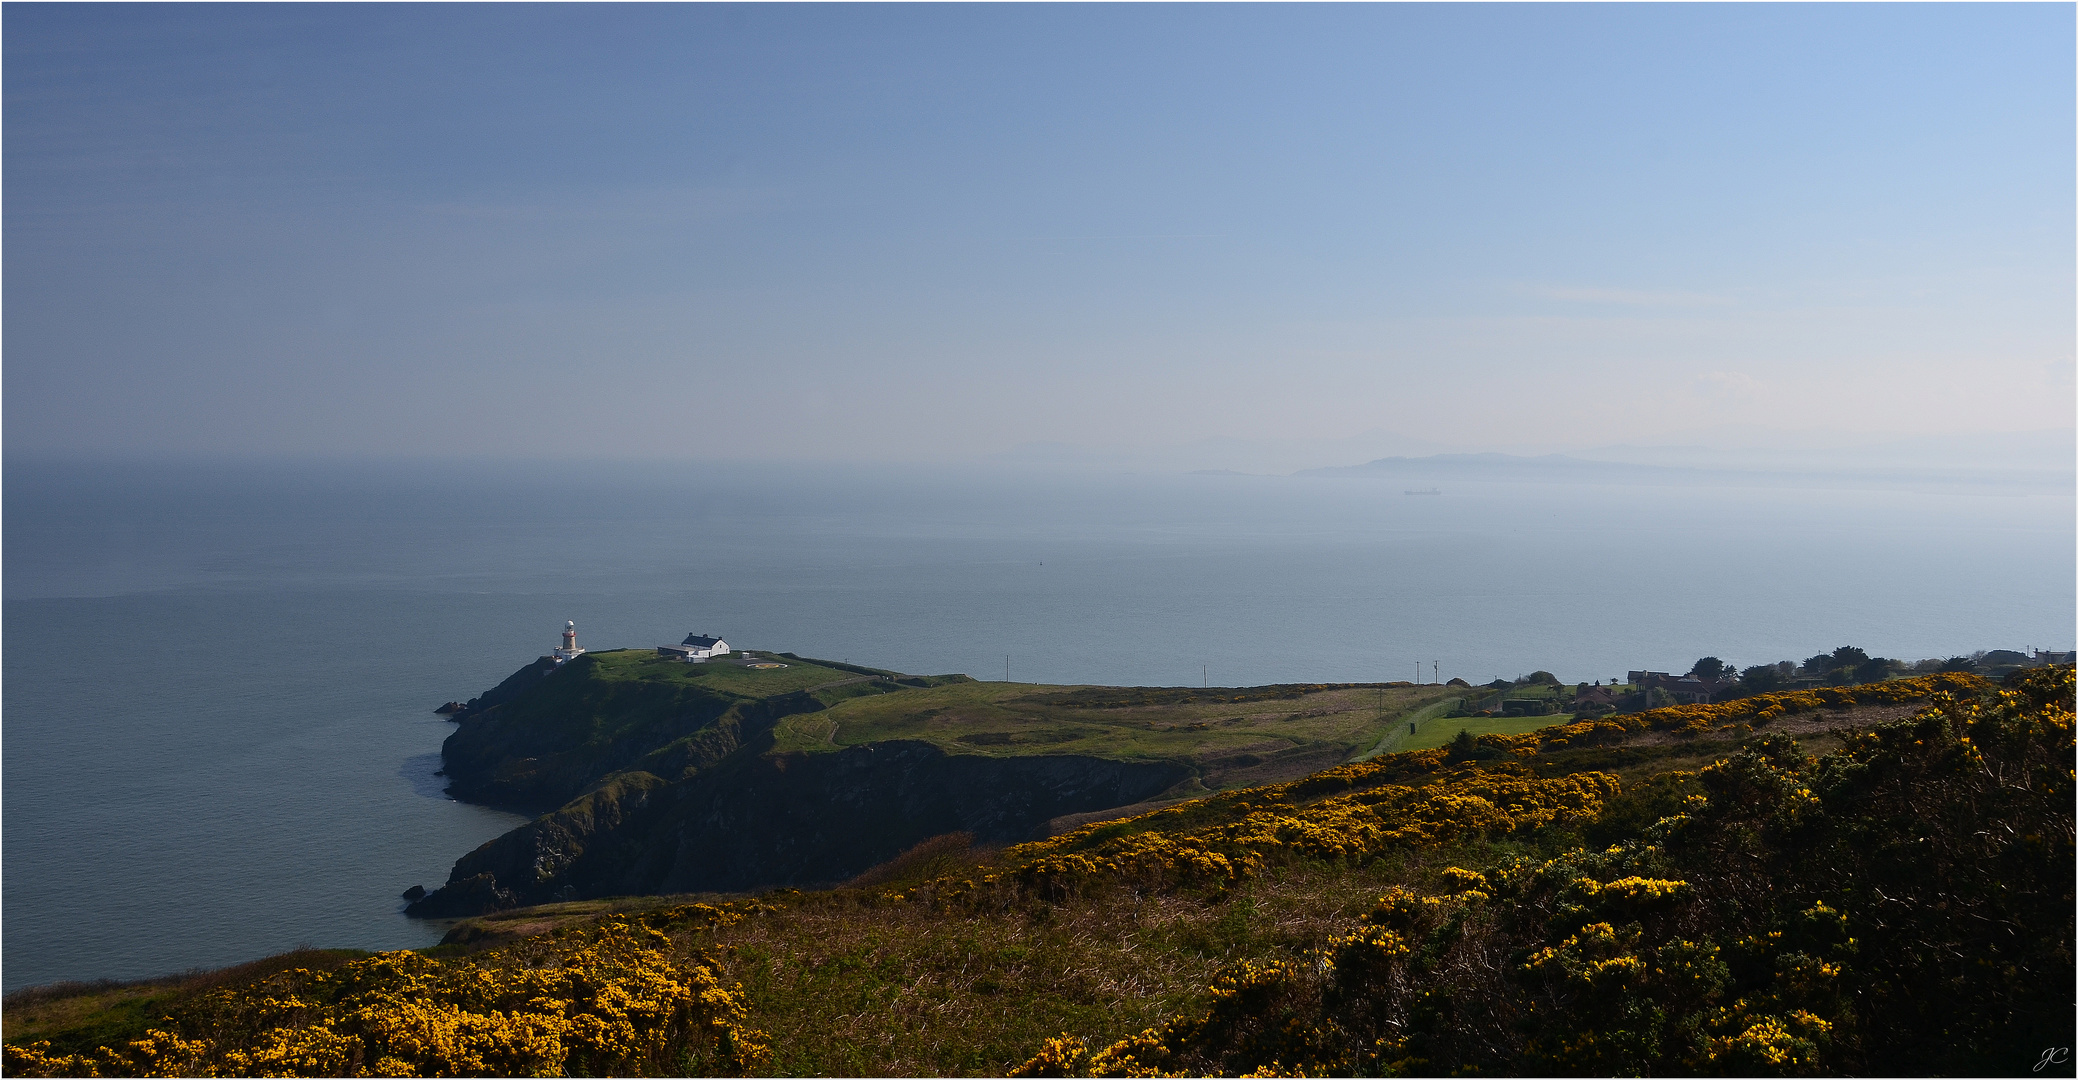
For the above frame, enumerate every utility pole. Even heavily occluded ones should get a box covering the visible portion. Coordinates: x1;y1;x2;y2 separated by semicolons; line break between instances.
1203;665;1208;688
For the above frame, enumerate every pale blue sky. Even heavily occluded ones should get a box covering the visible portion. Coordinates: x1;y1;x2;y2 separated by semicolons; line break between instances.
6;4;2072;463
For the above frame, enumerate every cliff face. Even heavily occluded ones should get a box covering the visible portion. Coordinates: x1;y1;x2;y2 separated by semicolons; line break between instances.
437;653;755;809
410;738;1184;916
414;652;1184;917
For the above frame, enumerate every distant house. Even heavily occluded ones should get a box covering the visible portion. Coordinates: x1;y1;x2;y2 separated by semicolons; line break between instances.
1664;676;1736;704
1574;685;1620;709
1628;670;1737;704
658;633;731;662
1979;648;2073;675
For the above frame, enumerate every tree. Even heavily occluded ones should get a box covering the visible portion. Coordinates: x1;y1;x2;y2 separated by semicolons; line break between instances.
1853;656;1893;684
1738;663;1785;694
1803;647;1870;684
1688;656;1728;681
1525;670;1560;686
1830;645;1870;669
1940;656;1977;673
1446;727;1499;762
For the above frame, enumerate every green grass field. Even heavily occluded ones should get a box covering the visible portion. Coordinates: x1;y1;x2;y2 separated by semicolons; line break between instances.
1400;712;1576;750
1355;697;1466;759
577;648;878;698
769;678;1465;791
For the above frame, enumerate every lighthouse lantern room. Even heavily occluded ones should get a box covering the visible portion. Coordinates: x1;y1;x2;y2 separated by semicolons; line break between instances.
551;620;585;664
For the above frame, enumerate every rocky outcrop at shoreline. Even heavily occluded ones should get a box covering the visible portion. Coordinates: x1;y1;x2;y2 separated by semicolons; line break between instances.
408;740;1184;916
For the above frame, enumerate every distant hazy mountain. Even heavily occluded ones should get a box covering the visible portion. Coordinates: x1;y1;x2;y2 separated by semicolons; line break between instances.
1573;428;2076;473
1298;449;2072;491
989;427;2074;484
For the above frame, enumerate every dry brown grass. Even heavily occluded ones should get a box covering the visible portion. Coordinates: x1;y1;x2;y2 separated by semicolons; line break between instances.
842;832;995;891
695;850;1476;1076
387;847;1469;1075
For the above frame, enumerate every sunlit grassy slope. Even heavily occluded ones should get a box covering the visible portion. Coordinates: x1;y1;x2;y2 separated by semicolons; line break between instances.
768;677;1465;790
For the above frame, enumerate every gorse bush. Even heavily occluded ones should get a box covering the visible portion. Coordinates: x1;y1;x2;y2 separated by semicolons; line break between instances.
4;915;769;1078
894;756;1618;912
1538;671;1986;743
1017;667;2074;1077
902;674;1985;921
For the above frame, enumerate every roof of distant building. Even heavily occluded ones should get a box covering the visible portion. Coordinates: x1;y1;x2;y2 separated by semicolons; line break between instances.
682;634;726;648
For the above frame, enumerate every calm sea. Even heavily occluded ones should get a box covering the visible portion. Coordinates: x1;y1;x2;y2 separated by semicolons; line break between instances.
5;458;2071;990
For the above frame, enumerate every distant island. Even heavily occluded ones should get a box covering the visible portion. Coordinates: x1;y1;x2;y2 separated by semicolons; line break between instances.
5;638;2069;1078
1295;450;2074;490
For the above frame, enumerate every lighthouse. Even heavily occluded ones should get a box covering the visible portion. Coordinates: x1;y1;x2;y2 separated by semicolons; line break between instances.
552;620;585;663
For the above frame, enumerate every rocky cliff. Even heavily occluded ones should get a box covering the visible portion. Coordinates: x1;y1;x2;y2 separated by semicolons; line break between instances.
437;653;760;810
411;650;1184;916
409;737;1184;916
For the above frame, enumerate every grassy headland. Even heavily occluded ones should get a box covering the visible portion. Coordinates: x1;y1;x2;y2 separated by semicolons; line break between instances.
431;649;946;810
442;649;1453;808
413;651;1468;915
9;668;2067;1077
771;675;1464;789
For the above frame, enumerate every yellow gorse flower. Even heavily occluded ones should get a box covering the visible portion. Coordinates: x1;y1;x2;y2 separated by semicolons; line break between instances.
3;918;768;1078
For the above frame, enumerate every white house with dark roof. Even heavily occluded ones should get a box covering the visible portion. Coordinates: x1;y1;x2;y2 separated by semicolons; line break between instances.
657;632;731;662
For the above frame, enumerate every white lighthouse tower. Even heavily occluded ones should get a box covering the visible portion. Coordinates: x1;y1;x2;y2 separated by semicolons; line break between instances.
552;620;585;663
